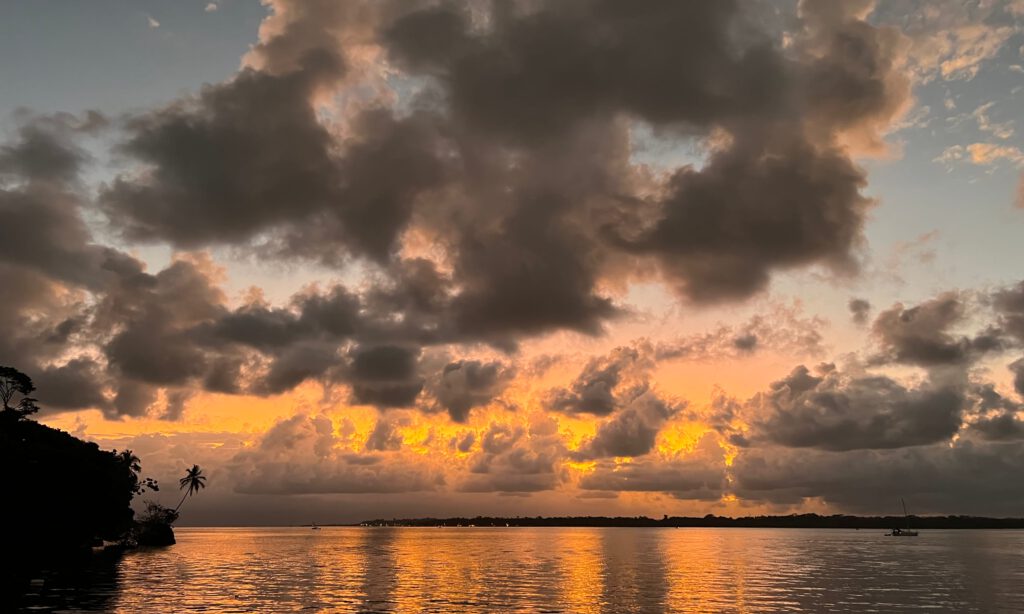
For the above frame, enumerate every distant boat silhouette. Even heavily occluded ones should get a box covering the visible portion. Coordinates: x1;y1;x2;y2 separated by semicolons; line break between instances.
311;522;321;530
886;499;918;537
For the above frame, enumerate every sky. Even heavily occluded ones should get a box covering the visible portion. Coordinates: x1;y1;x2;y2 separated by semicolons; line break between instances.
3;0;1024;525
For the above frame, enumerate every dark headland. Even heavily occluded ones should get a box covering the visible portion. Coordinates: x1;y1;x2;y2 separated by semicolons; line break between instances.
356;515;1024;529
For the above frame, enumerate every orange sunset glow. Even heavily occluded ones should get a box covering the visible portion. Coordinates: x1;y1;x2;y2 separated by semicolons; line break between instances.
6;0;1024;610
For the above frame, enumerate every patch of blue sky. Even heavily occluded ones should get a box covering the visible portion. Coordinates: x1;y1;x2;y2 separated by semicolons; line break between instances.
0;0;265;122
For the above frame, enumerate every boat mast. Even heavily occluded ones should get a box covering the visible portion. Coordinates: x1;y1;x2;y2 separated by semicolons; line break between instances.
902;498;910;530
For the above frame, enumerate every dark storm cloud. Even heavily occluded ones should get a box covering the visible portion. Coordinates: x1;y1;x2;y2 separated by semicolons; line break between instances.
32;358;110;413
427;359;515;422
384;0;787;143
848;298;871;325
91;0;911;348
993;281;1024;343
385;0;907;304
0;0;951;443
745;364;964;451
966;383;1024;442
112;380;157;418
100;67;342;247
98;259;225;386
870;293;984;366
1011;358;1024;397
102;0;447;264
348;345;424;407
258;341;343;395
0;121;86;184
620;134;873;302
547;346;648;416
731;440;1024;514
574;391;684;459
0;115;143;292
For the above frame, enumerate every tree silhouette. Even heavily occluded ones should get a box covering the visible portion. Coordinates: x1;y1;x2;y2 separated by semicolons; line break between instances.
115;449;160;496
174;465;207;513
0;366;39;418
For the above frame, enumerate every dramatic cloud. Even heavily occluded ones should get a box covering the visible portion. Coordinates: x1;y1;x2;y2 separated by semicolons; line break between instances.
459;417;566;493
743;364;964;451
11;0;1024;519
993;280;1024;343
231;414;444;494
967;383;1024;441
732;440;1024;514
578;433;727;499
547;346;649;416
870;292;1002;366
575;391;685;459
427;359;515;422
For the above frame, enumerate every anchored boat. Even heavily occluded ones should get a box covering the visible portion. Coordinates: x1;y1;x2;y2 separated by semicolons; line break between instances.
886;499;919;537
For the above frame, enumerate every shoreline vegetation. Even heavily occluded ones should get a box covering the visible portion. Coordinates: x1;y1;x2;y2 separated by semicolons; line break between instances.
2;365;205;605
352;515;1024;529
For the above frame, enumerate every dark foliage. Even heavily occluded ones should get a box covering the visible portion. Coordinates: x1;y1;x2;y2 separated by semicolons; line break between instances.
0;365;40;417
133;502;178;547
0;414;144;600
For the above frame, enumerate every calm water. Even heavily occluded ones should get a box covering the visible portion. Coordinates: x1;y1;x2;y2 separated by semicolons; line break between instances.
18;527;1024;612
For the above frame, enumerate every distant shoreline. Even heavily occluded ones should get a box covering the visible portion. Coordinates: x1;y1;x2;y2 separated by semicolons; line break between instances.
326;514;1024;529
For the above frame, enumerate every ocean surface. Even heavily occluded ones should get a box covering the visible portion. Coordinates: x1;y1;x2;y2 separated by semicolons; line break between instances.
19;527;1024;612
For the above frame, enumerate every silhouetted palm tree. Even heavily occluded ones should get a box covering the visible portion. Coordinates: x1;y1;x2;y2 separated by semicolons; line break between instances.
174;464;206;513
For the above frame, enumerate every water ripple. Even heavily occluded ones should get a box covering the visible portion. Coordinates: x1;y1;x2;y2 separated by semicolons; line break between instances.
18;528;1024;613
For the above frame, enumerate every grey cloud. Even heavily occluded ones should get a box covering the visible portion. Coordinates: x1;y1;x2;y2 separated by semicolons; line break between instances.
746;365;964;451
460;419;566;493
993;281;1024;343
848;298;871;325
967;383;1024;442
575;392;685;459
100;67;343;248
1011;358;1024;397
32;358;110;413
365;418;404;452
232;414;443;495
259;341;342;395
98;0;909;347
547;346;647;416
655;306;827;361
578;434;727;499
349;345;424;408
732;440;1024;514
870;293;980;366
384;1;787;144
428;359;514;422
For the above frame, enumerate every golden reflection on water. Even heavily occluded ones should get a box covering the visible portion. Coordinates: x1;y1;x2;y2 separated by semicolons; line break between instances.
90;527;1024;612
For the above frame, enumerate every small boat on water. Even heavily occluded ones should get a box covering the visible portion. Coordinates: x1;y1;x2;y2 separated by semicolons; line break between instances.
311;522;321;530
886;499;918;537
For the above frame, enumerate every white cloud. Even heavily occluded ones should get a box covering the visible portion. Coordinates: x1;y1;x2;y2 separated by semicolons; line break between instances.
875;0;1024;82
934;143;1024;169
973;102;1015;139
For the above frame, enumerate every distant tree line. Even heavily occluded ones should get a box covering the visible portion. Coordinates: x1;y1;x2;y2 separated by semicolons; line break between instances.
357;514;1024;529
